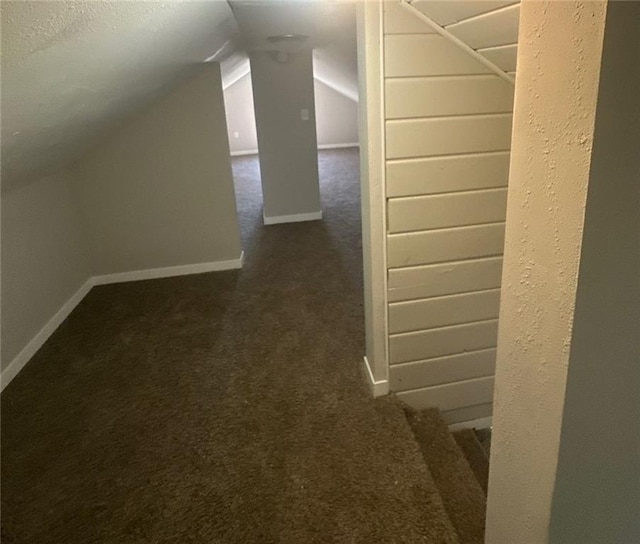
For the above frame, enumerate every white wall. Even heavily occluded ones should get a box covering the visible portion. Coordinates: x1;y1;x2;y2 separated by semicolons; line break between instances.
73;63;242;275
548;2;640;541
313;79;358;147
250;49;321;221
382;2;514;424
485;1;608;542
1;63;243;389
357;0;388;393
224;73;259;155
223;72;359;155
1;170;92;374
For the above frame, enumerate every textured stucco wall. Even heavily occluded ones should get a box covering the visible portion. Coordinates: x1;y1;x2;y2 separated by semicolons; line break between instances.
548;2;640;541
485;1;607;542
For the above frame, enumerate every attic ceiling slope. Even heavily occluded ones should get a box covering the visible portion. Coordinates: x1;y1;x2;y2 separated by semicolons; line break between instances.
1;0;241;191
228;0;358;100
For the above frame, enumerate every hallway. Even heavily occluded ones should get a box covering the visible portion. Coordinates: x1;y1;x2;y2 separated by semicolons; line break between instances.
1;149;456;543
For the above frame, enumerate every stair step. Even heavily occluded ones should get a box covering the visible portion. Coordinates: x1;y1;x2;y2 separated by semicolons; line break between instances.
403;406;487;544
453;429;490;494
474;427;492;458
373;395;461;543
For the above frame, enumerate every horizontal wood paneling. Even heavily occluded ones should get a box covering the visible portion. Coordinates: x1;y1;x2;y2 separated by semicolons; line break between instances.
384;34;492;77
389;288;501;333
396;376;495;411
381;0;516;413
411;0;517;27
390;319;499;364
390;348;497;390
447;3;520;49
386;151;510;198
442;402;493;425
388;188;507;233
388;222;505;268
478;43;518;72
384;2;436;34
388;256;503;302
385;75;513;119
386;114;513;159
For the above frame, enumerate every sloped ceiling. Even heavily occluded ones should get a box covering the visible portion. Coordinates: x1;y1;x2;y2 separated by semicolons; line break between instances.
1;0;357;191
313;33;358;103
1;0;242;191
228;0;355;53
228;0;357;99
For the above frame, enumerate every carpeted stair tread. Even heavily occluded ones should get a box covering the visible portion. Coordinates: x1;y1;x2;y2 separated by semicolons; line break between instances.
370;395;462;544
403;407;487;544
453;429;490;494
474;428;492;458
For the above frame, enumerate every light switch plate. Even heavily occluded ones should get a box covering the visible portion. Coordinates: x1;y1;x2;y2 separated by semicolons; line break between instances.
300;108;309;121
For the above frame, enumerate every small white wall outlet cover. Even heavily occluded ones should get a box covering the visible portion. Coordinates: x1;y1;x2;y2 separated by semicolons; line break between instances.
233;131;239;139
300;108;309;121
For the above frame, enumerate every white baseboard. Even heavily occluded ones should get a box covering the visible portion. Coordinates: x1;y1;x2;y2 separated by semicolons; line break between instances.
93;252;244;285
1;278;95;392
363;356;389;397
1;253;245;391
230;144;358;157
263;211;322;226
448;416;493;432
318;143;359;150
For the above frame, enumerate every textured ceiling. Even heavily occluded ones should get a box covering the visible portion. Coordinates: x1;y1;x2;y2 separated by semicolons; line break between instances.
1;1;241;190
228;0;357;99
228;0;355;51
1;0;357;191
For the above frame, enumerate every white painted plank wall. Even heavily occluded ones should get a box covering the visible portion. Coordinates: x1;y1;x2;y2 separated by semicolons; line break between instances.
389;288;501;333
388;188;508;233
479;44;518;72
410;1;516;26
383;2;515;422
388;256;504;302
410;0;521;73
446;3;520;49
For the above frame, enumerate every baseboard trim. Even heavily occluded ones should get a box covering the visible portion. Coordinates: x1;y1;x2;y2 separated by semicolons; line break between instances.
263;211;323;226
1;254;245;391
318;143;359;150
448;416;493;432
363;356;389;397
230;144;359;157
93;253;244;285
1;278;95;392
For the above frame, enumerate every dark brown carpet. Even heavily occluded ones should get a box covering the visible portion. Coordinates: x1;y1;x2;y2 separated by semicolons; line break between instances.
2;150;459;543
404;408;486;544
453;430;489;495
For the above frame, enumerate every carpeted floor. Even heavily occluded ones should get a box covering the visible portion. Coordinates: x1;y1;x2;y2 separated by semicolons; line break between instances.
1;149;459;543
